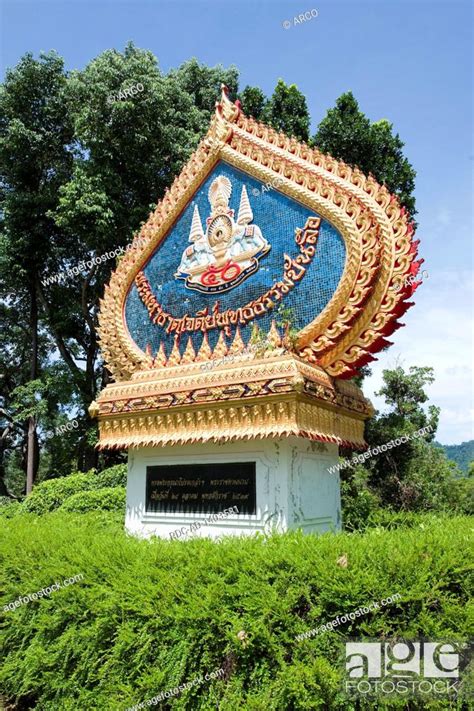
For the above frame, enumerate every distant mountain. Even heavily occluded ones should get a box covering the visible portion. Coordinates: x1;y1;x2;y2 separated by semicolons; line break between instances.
435;440;474;473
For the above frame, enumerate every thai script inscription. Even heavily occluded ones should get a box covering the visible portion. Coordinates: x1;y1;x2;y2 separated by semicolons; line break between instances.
135;217;321;336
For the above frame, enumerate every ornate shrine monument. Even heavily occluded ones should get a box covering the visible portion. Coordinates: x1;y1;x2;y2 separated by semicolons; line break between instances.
90;87;421;538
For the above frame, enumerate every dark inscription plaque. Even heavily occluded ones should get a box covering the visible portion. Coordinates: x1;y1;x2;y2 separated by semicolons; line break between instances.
146;462;256;515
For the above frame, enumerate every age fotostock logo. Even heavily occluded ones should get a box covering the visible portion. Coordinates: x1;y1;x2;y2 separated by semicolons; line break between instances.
344;640;468;697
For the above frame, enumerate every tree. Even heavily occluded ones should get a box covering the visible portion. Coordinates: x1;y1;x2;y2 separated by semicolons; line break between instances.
0;302;32;496
0;51;73;491
374;365;439;431
238;86;266;119
363;366;456;510
48;47;244;470
170;57;239;124
313;92;416;216
262;79;310;142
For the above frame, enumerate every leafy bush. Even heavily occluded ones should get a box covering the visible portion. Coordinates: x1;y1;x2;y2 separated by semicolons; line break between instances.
94;463;127;489
17;472;93;514
16;464;127;515
60;486;125;513
340;465;381;531
1;512;472;710
0;497;20;519
450;476;474;515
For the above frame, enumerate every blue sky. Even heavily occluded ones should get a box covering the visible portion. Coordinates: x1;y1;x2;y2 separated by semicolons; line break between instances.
1;0;473;443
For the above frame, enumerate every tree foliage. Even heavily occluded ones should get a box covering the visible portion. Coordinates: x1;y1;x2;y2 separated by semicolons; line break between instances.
313;92;416;216
261;79;311;142
238;85;266;119
238;79;311;142
0;46;419;495
343;365;467;513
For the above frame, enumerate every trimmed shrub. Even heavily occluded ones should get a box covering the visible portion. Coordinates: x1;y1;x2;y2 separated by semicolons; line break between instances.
94;463;127;489
17;464;127;515
0;497;20;519
0;512;472;710
60;486;125;513
18;473;93;514
364;508;464;530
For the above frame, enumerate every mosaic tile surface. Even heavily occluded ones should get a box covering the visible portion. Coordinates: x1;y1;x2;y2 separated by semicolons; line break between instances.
125;161;346;356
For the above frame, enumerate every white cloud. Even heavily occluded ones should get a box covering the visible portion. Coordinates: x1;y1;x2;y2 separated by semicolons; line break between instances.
363;269;474;445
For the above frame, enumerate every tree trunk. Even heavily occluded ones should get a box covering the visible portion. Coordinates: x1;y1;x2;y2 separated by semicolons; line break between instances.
26;284;39;494
0;452;10;496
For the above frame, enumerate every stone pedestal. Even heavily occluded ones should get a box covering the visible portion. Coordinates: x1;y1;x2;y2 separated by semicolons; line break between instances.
125;436;341;539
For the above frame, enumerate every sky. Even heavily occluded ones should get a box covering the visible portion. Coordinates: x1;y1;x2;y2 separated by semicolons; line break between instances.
1;0;473;444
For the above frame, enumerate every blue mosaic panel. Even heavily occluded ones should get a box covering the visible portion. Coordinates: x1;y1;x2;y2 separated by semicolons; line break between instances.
125;161;346;356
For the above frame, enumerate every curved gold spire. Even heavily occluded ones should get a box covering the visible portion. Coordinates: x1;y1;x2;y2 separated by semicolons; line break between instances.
181;336;197;363
229;326;246;355
168;337;181;366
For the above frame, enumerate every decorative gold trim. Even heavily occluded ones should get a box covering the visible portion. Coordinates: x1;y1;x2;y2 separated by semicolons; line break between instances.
92;353;372;449
97;85;419;382
97;398;366;451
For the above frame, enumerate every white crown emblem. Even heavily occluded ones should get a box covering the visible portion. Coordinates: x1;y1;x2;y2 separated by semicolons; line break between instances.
175;176;270;293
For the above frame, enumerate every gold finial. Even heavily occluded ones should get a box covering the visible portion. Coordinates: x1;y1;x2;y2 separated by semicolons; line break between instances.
168;336;181;366
212;331;228;359
221;83;229;100
268;320;282;348
216;84;240;123
229;326;246;355
154;342;167;368
88;400;99;419
144;343;154;368
181;336;196;363
196;332;212;362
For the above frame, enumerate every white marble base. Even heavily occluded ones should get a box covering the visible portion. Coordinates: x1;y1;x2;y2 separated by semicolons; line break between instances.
125;436;341;539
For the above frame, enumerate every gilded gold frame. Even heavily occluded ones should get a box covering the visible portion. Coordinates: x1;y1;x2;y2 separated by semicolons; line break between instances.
98;87;419;381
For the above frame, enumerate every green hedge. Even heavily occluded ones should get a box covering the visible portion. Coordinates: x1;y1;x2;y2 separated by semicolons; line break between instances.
59;486;126;513
90;463;127;489
0;497;21;519
1;512;472;710
16;464;127;515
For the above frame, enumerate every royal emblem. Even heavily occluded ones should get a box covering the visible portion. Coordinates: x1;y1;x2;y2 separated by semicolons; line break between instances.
175;176;271;293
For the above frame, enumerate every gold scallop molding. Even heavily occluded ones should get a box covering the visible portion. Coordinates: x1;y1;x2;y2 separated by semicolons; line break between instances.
97;86;419;382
